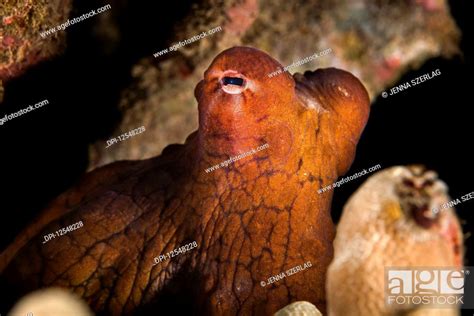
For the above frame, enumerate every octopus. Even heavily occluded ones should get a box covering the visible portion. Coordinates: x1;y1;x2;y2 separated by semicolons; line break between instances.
327;166;463;316
0;46;370;315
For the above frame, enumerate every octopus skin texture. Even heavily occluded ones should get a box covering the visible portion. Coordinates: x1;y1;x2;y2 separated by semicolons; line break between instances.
0;46;370;315
327;166;463;316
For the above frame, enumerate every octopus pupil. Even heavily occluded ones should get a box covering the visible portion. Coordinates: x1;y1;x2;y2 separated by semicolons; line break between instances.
223;77;244;86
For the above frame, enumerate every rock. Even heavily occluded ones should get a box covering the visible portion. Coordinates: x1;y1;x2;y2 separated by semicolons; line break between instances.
0;0;72;85
275;301;322;316
8;287;93;316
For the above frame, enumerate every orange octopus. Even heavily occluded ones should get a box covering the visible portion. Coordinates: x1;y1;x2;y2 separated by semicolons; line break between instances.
0;47;370;315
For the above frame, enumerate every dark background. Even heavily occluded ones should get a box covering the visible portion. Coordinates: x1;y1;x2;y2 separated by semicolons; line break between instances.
0;0;472;314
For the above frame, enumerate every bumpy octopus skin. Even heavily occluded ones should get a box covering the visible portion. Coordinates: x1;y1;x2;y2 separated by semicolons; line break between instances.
327;166;463;316
0;47;370;315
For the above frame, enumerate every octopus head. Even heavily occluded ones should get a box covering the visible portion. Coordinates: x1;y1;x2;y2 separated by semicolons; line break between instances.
195;46;370;174
195;47;296;146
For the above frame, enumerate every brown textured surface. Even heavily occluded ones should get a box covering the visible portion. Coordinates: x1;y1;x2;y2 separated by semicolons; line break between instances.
327;166;463;316
0;0;71;82
0;0;72;105
1;47;370;315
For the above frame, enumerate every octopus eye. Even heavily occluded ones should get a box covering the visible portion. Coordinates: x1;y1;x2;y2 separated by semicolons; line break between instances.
222;77;244;86
220;73;247;95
